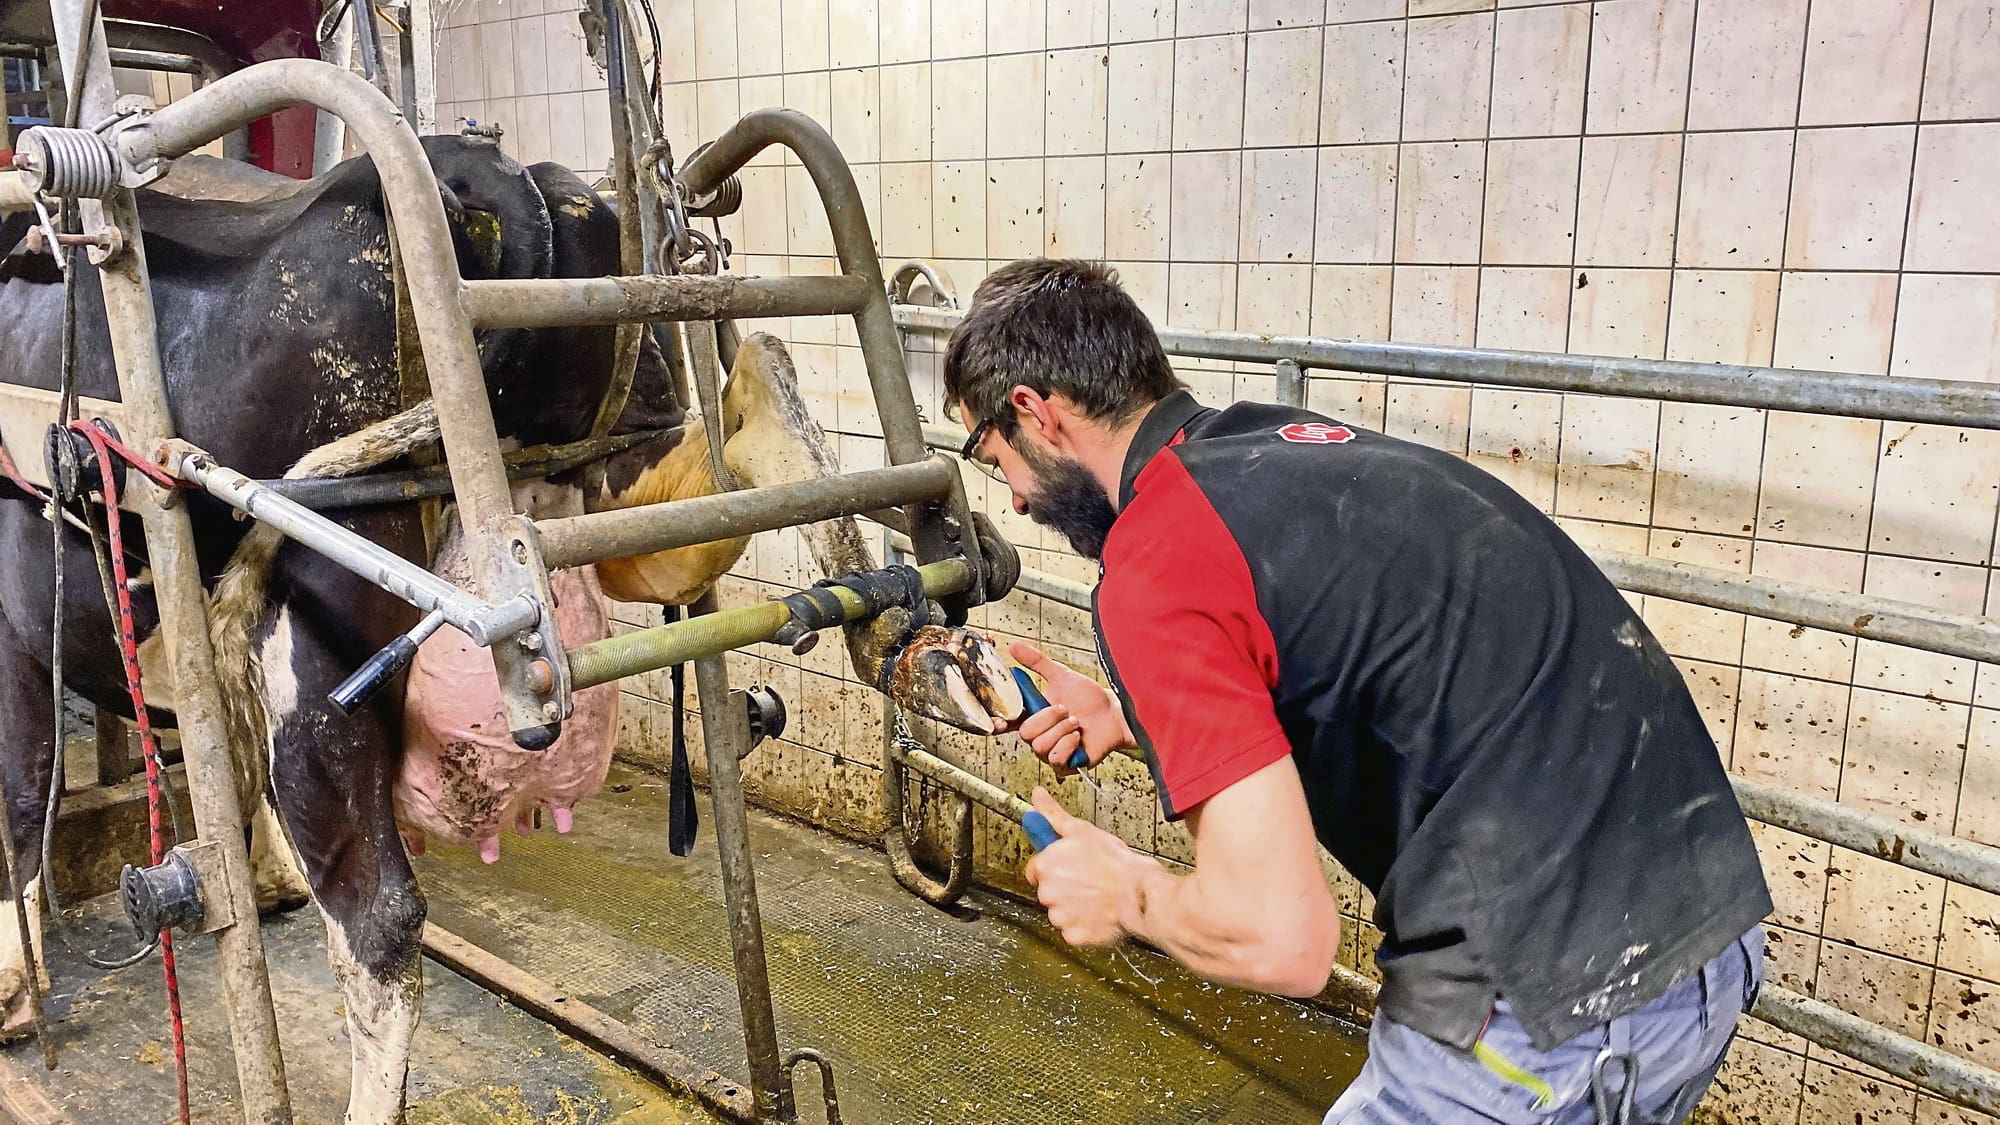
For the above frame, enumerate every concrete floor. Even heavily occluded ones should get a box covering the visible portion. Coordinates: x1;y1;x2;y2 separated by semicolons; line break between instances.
5;762;1366;1123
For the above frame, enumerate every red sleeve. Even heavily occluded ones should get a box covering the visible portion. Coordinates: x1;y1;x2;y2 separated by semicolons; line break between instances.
1098;455;1290;820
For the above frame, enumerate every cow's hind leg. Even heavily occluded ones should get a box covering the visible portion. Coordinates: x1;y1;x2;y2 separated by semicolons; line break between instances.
0;617;53;1042
259;593;424;1124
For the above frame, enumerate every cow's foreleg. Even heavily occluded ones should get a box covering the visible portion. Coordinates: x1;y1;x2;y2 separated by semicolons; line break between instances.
0;617;52;1043
260;590;424;1124
716;334;1021;731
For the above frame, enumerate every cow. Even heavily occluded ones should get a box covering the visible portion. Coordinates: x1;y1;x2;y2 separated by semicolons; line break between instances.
0;133;1020;1121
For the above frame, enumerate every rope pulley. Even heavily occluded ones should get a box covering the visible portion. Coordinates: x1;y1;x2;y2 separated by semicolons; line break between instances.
119;852;204;940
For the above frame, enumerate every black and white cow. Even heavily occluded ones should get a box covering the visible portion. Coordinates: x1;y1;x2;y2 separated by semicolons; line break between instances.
0;134;1017;1121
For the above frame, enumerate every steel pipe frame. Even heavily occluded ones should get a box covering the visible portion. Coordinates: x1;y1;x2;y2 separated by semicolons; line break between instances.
116;57;572;745
896;304;2000;431
538;457;958;568
462;273;873;329
682;110;986;605
38;2;291;1118
0;42;205;75
565;559;974;691
0;10;241;81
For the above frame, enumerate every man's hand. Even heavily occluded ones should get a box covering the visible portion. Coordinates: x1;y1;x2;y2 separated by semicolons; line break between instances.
1022;788;1151;947
1006;641;1136;769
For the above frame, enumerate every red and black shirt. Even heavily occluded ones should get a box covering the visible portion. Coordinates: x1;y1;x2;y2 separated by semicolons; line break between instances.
1093;390;1772;1052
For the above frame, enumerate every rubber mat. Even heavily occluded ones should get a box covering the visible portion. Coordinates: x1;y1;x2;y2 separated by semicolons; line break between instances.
416;764;1367;1125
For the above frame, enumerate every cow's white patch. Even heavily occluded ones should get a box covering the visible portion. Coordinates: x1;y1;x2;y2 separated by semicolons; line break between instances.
323;910;419;1125
257;606;302;732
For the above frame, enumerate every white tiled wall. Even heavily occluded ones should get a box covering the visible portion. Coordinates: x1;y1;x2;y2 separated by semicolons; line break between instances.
441;3;2000;1121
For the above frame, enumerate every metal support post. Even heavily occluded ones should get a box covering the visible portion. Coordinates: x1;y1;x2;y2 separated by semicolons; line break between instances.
1275;358;1306;408
44;2;291;1118
690;591;794;1123
120;59;571;749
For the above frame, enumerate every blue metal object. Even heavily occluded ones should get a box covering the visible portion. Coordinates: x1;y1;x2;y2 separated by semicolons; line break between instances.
1010;666;1090;771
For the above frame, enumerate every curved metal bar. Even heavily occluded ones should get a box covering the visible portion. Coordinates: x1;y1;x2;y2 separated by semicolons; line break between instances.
680;110;988;608
881;699;975;908
118;57;568;744
783;1049;844;1125
889;260;957;310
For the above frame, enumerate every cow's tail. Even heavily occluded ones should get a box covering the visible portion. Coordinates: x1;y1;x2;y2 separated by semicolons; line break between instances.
209;401;442;812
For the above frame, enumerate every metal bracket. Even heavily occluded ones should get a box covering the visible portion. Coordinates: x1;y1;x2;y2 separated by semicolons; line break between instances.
119;838;236;940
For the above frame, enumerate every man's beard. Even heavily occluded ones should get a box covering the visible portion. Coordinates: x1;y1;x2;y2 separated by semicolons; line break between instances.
1018;441;1119;560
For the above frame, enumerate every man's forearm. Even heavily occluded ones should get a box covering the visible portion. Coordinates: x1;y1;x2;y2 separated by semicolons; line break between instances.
1117;856;1335;997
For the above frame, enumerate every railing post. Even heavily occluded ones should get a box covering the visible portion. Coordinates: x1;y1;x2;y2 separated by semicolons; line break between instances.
44;1;292;1118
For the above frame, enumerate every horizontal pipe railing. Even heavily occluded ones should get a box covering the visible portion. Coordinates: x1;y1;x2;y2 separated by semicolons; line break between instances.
462;273;872;329
540;458;958;569
567;558;974;690
1753;986;2000;1115
1598;552;2000;664
896;304;2000;430
1731;777;2000;895
915;427;2000;666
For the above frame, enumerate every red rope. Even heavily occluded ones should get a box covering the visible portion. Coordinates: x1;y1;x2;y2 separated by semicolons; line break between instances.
0;443;48;501
67;420;191;1125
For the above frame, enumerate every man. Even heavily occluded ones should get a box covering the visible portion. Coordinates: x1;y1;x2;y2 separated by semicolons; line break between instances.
945;258;1772;1124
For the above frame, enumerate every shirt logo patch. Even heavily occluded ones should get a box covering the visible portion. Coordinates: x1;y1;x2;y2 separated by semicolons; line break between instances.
1278;422;1356;445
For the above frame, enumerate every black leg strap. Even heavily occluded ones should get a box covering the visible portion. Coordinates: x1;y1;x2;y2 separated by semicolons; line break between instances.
774;564;935;688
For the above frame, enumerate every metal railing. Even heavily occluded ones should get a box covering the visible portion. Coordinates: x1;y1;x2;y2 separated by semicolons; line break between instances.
889;286;2000;1117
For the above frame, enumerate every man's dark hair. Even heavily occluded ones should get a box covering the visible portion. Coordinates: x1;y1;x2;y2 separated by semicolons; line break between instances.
942;259;1182;434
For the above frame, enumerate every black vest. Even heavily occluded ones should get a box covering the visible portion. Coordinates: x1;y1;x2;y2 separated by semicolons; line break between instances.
1091;391;1772;1051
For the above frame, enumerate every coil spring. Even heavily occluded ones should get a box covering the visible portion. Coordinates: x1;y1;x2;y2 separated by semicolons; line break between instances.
687;172;742;219
21;127;120;199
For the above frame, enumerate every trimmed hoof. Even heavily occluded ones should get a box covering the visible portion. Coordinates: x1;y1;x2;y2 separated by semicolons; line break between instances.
884;626;1023;734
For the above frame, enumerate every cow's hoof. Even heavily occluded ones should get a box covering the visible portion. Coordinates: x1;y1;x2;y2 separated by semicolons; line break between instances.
885;626;1022;734
254;867;313;916
0;969;39;1043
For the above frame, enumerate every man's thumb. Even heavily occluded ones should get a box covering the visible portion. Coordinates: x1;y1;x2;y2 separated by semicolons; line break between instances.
1030;787;1079;834
1011;640;1053;674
